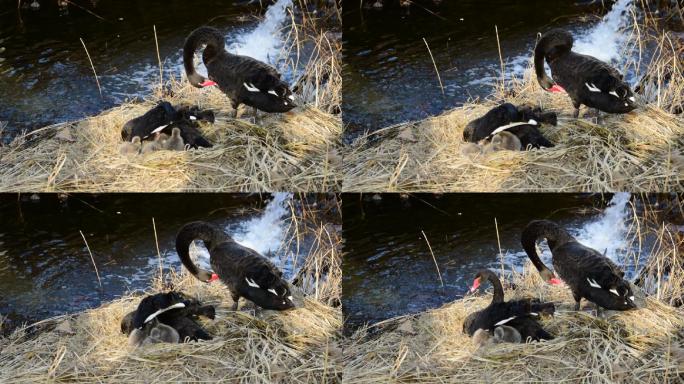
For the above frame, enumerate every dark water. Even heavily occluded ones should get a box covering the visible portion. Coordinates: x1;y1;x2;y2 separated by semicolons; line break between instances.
341;0;603;141
0;193;276;329
341;193;646;330
0;0;273;141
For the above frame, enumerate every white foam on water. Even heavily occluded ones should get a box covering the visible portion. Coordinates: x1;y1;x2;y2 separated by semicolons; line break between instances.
228;0;293;65
573;0;633;64
231;192;293;256
573;192;631;261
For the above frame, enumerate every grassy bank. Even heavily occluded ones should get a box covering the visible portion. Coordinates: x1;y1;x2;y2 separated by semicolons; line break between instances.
342;21;684;192
0;195;343;383
0;1;342;193
341;196;684;383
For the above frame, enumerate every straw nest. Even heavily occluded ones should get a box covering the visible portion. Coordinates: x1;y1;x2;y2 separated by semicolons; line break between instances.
342;26;684;193
342;267;684;383
0;0;342;193
342;81;684;192
0;196;344;383
0;86;341;192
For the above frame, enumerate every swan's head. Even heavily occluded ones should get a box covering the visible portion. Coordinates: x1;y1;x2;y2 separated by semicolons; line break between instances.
540;269;563;286
188;72;217;88
469;269;496;293
469;275;482;293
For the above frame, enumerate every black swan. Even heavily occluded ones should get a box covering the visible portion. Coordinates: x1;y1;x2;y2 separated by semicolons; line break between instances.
183;26;296;119
121;101;177;141
534;29;637;118
521;219;637;311
175;221;295;311
463;103;557;149
121;103;214;149
121;291;215;344
463;269;555;342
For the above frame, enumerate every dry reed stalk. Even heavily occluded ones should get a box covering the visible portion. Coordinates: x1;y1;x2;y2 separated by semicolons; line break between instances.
79;230;102;289
79;38;102;99
423;38;445;96
421;230;444;288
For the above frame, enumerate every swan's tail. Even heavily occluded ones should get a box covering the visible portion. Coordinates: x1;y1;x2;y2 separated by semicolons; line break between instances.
175;221;227;282
183;26;226;87
534;29;573;90
529;300;556;317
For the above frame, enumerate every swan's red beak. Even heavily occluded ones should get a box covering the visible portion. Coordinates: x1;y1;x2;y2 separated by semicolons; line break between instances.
469;277;481;293
548;85;566;93
200;80;217;87
549;277;563;286
209;273;219;282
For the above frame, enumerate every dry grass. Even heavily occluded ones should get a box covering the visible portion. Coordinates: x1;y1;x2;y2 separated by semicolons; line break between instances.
0;1;342;193
341;195;684;383
342;24;684;193
0;195;344;383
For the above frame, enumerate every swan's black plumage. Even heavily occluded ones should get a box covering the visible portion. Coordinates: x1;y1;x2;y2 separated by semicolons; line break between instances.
463;103;557;149
175;221;295;311
121;101;177;141
183;26;296;117
534;29;636;117
120;291;215;342
463;269;555;342
121;103;214;148
521;220;637;311
164;118;213;149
